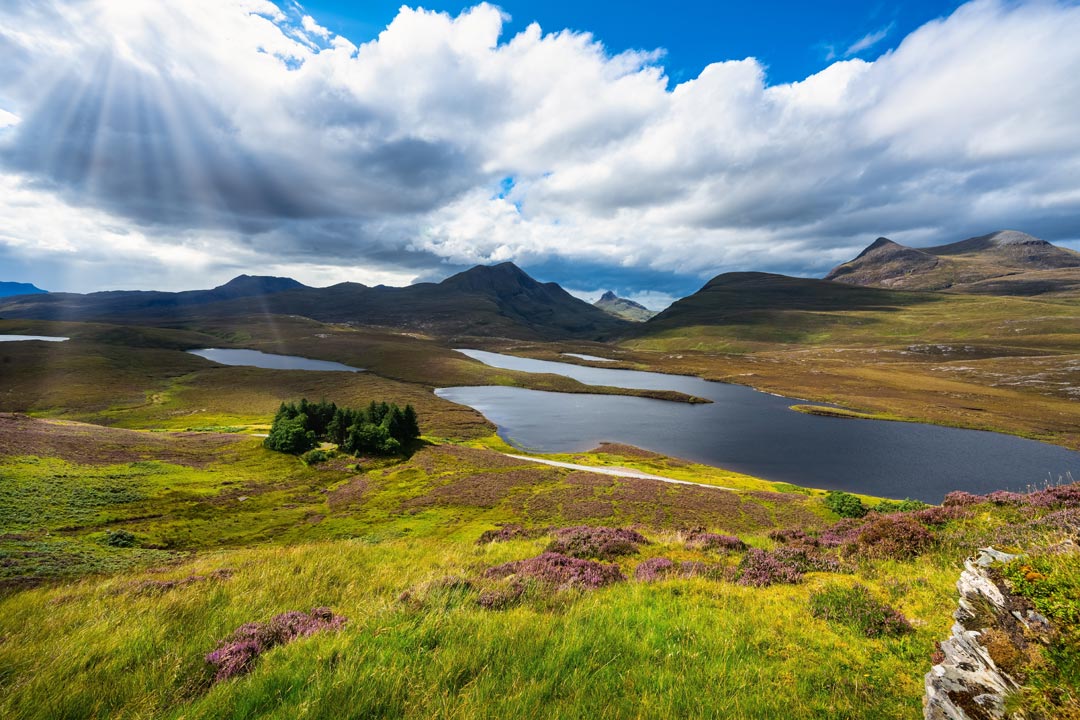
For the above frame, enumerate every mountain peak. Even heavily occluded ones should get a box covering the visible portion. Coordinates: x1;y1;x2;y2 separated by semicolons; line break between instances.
216;274;304;290
594;290;657;322
987;230;1047;247
440;262;539;294
855;237;902;259
210;275;307;299
827;229;1080;294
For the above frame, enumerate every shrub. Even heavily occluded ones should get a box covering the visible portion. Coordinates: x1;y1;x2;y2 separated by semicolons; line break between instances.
546;526;649;560
301;448;329;465
874;498;929;513
736;549;802;587
485;552;624;590
809;584;912;637
634;557;675;582
205;607;347;683
853;515;933;560
824;491;867;518
104;529;137;548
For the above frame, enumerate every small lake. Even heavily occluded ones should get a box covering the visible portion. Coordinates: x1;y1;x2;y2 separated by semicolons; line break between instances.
437;350;1080;502
187;348;363;372
0;335;69;342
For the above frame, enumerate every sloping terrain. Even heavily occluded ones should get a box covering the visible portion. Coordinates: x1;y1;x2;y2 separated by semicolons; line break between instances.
0;264;628;341
825;230;1080;295
594;291;658;321
639;272;933;336
1;412;1077;719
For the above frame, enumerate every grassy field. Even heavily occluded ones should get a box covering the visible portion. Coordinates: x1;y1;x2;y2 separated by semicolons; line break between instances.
1;415;1077;718
2;295;1079;718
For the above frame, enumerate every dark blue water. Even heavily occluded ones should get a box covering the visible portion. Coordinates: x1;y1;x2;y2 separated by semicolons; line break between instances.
187;348;363;372
436;350;1080;502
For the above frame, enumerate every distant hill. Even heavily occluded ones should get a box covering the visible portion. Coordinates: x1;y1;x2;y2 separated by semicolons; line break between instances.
594;291;657;322
635;271;932;340
0;275;310;320
825;230;1080;295
0;281;46;298
0;264;628;340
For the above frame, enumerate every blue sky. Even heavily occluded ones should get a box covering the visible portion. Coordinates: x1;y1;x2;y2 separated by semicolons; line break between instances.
301;0;964;84
0;1;1078;304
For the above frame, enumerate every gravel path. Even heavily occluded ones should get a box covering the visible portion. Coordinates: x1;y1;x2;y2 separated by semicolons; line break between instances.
502;453;735;491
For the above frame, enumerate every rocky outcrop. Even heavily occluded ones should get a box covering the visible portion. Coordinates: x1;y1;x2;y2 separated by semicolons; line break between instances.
924;548;1052;720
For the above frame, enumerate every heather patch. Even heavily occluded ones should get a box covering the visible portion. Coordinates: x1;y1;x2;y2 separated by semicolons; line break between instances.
546;526;649;560
683;529;746;552
851;516;934;560
809;584;912;638
736;549;803;587
768;528;819;547
477;524;541;544
770;546;842;573
485;552;624;590
634;557;675;582
205;607;347;683
813;514;934;561
404;468;555;510
942;491;982;507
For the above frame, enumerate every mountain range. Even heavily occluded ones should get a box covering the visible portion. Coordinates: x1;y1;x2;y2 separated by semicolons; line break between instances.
824;230;1080;295
2;229;1077;340
0;264;628;340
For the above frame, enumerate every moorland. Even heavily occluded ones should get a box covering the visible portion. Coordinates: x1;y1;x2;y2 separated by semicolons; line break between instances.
1;230;1079;718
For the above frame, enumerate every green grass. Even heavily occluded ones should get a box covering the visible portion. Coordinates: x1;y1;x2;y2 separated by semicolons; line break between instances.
1;413;1077;718
0;532;961;720
2;305;1080;718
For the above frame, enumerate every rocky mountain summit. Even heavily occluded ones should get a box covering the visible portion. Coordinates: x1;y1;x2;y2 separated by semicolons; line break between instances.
593;291;657;322
827;231;1080;295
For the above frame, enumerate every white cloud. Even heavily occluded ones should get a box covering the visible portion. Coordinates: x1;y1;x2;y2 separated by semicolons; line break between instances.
301;14;330;39
0;0;1078;295
844;23;894;57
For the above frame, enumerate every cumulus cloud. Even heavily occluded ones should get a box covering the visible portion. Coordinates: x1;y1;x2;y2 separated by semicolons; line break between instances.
0;0;1079;294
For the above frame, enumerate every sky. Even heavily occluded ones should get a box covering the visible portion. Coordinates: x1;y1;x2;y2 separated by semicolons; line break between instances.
1;0;1079;308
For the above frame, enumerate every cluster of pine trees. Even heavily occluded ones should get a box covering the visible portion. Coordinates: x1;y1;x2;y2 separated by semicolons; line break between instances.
264;398;420;456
